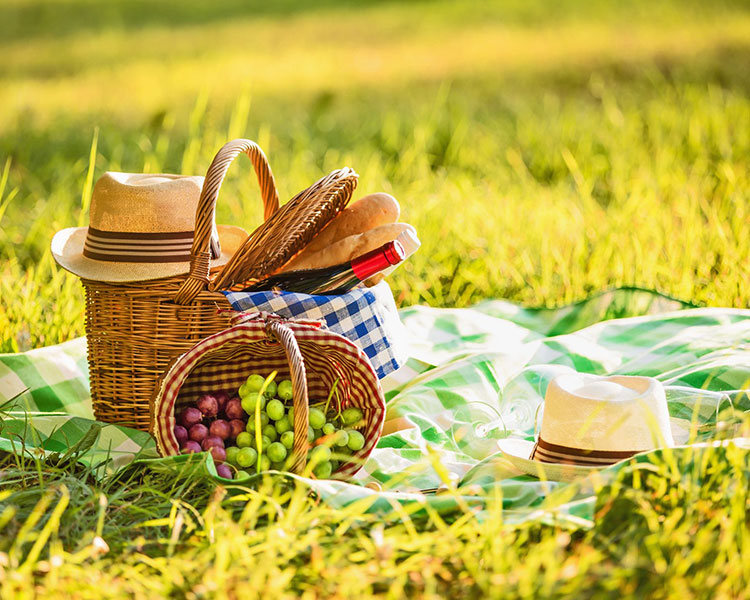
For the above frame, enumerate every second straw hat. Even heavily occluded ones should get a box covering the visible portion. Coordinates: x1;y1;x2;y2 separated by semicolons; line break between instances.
497;373;682;482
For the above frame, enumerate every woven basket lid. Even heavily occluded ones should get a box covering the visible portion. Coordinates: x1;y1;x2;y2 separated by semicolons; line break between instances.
210;167;358;291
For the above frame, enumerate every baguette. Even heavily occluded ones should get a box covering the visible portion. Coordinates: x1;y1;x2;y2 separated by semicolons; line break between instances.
303;193;400;254
281;222;416;272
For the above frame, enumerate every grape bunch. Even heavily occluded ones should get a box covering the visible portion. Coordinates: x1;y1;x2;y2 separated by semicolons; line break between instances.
174;372;366;480
174;391;244;479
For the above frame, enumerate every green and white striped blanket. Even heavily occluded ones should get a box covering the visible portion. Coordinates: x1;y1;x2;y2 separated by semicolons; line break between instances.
2;288;749;526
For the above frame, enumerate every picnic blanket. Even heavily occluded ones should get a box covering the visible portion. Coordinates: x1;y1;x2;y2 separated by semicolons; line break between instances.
2;288;750;527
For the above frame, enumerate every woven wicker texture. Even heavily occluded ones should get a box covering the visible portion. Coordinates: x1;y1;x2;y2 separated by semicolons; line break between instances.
151;313;386;479
83;279;232;430
84;139;358;430
174;139;280;305
208;166;358;291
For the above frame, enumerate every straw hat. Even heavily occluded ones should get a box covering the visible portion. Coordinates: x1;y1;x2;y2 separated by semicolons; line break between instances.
497;374;682;482
51;172;247;283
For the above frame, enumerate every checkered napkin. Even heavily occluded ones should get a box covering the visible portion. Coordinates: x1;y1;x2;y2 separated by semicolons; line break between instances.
223;281;408;379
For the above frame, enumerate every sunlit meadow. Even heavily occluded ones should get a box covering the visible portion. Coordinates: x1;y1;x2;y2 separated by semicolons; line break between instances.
1;0;750;597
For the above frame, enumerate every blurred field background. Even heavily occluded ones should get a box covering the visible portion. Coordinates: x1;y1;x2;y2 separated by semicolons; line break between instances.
2;0;750;353
2;0;750;597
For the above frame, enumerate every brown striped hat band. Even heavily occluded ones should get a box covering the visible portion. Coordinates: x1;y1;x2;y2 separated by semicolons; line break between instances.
82;227;219;263
530;436;638;467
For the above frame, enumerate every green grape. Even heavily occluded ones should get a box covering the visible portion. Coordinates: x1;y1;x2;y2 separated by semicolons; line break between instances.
252;434;271;452
225;446;240;465
330;460;339;472
241;393;266;414
313;460;332;479
334;430;349;447
277;380;293;400
322;422;335;436
275;416;292;434
262;424;278;442
347;430;365;451
259;455;271;471
263;381;277;399
309;445;331;465
288;406;294;422
236;446;258;468
313;428;323;440
281;430;294;450
271;462;286;471
342;407;363;426
266;399;285;421
236;432;252;448
307;426;315;443
245;374;266;393
245;411;269;432
238;382;250;399
309;408;326;429
267;442;288;463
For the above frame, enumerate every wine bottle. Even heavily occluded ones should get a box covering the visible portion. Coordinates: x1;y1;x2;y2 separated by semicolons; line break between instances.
244;240;405;295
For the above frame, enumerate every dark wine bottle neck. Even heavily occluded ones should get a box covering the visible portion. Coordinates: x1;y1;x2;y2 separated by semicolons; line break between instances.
244;240;405;295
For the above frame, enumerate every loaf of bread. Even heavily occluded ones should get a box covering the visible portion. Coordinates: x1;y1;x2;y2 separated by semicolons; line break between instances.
281;222;416;272
302;193;400;254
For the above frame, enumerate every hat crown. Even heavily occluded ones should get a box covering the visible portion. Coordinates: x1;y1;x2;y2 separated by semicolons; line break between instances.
89;172;205;233
539;374;674;453
51;171;248;283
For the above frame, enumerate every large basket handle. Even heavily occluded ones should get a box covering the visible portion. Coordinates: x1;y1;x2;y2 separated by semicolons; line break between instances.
174;139;279;305
266;320;310;474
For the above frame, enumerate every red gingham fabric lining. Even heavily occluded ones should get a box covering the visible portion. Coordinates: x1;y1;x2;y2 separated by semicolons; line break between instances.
151;316;385;480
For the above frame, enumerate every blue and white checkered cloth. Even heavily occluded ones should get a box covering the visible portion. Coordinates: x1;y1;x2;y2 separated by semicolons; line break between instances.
223;281;408;379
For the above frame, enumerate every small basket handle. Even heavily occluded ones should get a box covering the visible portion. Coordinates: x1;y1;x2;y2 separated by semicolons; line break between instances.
266;320;310;473
174;139;279;305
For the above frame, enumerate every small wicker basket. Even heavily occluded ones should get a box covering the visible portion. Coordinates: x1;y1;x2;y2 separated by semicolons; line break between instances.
151;312;386;479
83;139;358;430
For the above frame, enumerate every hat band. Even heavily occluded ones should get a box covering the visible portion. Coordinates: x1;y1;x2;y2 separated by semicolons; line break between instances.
531;436;638;467
83;227;196;264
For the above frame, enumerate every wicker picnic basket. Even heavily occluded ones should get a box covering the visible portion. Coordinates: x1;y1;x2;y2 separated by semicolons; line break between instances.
82;139;358;431
151;311;386;479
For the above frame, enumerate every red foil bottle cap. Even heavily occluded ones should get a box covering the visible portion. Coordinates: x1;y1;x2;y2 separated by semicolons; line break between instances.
351;240;405;281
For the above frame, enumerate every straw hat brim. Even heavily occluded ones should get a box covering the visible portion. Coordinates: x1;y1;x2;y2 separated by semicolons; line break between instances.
496;439;601;483
51;224;248;283
497;417;690;483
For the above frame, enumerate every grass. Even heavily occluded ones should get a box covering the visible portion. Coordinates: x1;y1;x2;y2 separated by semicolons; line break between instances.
2;437;750;597
2;0;750;596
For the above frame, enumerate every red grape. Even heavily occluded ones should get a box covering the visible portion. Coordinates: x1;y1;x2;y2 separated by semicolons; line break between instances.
214;391;230;413
229;419;245;438
201;435;225;451
216;463;233;479
181;440;201;454
210;419;232;440
178;407;202;428
196;394;219;418
188;423;208;442
174;425;188;445
225;397;244;420
209;445;227;463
